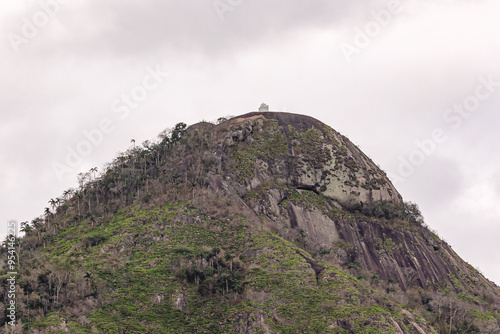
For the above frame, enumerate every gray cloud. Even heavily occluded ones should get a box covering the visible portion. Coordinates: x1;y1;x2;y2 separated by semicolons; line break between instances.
3;0;390;60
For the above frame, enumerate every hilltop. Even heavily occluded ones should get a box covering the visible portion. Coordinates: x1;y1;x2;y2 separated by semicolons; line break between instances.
1;109;499;333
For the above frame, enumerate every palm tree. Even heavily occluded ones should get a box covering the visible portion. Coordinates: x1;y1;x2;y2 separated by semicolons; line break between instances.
44;207;52;232
74;191;82;217
145;174;150;194
62;189;73;201
48;199;57;211
20;221;32;235
77;172;87;190
51;220;60;234
225;253;235;272
90;167;98;181
85;192;92;213
95;180;102;207
31;218;43;242
220;273;231;295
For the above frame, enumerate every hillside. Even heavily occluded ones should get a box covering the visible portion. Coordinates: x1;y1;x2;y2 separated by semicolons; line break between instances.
1;110;499;333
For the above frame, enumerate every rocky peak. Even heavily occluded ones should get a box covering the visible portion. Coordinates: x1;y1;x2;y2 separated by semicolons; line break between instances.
216;111;402;207
7;109;500;333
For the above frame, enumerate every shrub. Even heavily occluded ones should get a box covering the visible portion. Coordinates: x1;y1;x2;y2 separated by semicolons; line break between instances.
402;201;425;226
172;245;194;255
83;231;107;247
348;200;425;225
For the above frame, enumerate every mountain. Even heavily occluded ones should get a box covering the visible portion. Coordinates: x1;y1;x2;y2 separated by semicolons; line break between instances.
1;110;499;333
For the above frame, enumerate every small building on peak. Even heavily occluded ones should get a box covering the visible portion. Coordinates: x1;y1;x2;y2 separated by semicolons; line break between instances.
258;103;269;112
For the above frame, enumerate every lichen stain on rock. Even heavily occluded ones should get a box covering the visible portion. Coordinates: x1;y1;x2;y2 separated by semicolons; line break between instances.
219;111;402;208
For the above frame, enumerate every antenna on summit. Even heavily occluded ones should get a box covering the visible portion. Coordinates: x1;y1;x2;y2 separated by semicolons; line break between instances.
258;103;269;112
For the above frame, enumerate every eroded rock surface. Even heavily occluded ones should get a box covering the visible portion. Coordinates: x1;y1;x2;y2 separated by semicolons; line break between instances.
217;112;402;207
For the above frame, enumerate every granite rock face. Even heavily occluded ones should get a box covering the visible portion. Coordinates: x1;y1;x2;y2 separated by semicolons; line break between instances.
206;112;497;295
217;112;402;208
243;183;498;296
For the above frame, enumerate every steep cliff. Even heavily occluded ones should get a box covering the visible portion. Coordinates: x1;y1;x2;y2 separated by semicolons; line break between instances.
218;112;402;206
1;111;499;333
208;111;498;296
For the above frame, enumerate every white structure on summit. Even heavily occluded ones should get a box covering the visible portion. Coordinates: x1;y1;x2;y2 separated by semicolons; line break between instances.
259;103;269;112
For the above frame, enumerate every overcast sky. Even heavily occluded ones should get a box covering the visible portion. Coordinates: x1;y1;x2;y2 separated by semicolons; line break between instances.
1;0;499;284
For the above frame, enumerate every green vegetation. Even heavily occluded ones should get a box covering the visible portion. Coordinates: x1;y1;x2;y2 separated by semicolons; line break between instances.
230;119;289;182
348;200;425;226
1;203;431;333
83;230;107;247
375;237;401;255
291;127;332;171
1;114;499;333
